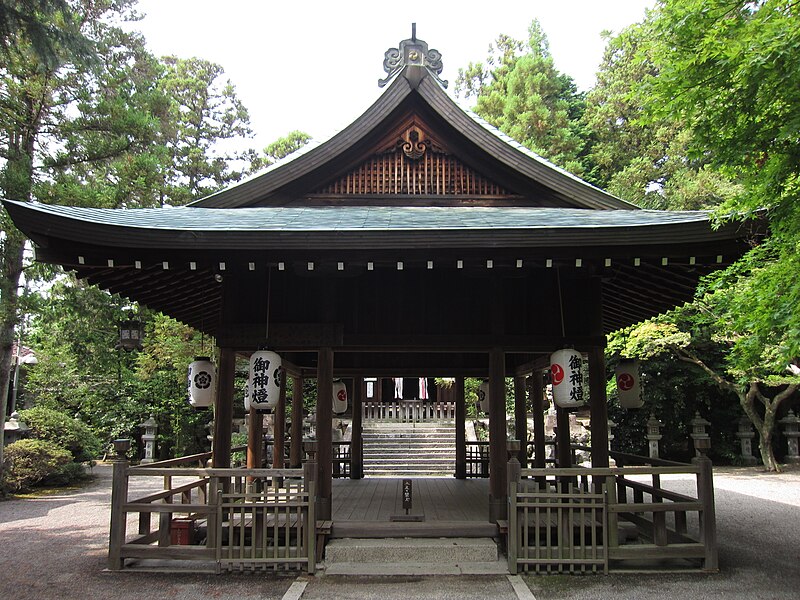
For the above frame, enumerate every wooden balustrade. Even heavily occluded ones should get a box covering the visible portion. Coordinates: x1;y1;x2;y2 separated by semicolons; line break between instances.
362;400;455;422
506;449;718;574
108;457;318;574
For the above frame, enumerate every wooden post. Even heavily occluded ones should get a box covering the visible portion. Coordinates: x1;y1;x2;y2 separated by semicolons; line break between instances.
531;372;546;469
107;453;129;570
455;377;467;479
588;346;610;468
514;376;528;468
507;453;521;574
316;347;333;520
351;377;363;479
212;347;236;468
303;458;317;574
695;455;719;572
488;347;507;522
247;407;263;469
273;373;286;468
290;375;304;468
555;405;572;468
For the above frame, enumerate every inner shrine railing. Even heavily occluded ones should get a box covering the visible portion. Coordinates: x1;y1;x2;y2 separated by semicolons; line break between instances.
362;400;456;422
108;453;318;574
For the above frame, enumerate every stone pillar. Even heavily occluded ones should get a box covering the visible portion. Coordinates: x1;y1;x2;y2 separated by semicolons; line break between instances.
735;416;757;465
646;414;663;459
779;410;800;464
212;347;236;468
139;415;157;463
455;377;467;479
690;412;712;458
514;376;528;467
290;375;304;468
488;347;507;522
315;347;333;520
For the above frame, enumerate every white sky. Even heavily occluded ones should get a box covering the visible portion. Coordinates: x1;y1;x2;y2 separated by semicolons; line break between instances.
131;0;655;151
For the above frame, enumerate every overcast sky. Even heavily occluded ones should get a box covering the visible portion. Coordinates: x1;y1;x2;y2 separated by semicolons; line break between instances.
131;0;655;150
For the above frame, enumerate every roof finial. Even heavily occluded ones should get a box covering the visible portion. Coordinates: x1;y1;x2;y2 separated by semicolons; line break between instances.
378;25;448;89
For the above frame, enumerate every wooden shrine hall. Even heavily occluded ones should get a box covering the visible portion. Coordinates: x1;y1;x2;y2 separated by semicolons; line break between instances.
3;29;754;573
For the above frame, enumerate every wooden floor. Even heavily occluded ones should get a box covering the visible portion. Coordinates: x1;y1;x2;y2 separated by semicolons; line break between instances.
330;478;494;537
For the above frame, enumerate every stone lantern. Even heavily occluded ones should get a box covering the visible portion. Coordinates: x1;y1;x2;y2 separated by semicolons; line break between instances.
735;416;758;465
139;414;158;463
3;412;29;445
646;414;663;459
779;410;800;464
690;412;711;458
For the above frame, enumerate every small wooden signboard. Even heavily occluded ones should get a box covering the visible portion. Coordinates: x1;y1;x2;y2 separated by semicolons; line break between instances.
402;479;412;511
391;478;424;522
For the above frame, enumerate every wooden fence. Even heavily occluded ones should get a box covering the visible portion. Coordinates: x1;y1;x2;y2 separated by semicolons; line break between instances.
506;450;718;574
108;451;317;574
362;400;455;422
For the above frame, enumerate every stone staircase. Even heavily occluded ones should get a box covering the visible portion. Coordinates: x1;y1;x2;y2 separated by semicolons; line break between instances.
362;421;456;477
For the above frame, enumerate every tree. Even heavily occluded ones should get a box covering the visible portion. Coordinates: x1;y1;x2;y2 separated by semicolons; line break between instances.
0;0;161;482
455;20;588;175
247;130;311;173
156;56;252;205
613;0;800;469
583;20;741;208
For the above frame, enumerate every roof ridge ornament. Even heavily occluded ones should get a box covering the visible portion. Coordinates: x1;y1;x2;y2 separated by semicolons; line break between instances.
378;23;448;89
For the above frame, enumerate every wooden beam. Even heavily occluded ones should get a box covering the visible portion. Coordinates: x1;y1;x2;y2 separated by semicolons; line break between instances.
530;371;547;469
316;347;333;520
455;377;466;479
290;375;303;468
488;347;507;522
273;372;286;468
589;346;610;468
350;377;363;479
212;347;236;468
514;376;528;468
247;407;263;469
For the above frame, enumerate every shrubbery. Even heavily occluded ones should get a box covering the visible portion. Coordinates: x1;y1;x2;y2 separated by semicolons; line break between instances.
2;439;72;491
18;407;102;462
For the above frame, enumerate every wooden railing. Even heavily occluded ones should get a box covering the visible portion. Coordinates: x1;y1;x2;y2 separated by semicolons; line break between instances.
362;400;456;422
466;441;557;478
506;450;718;574
108;451;317;574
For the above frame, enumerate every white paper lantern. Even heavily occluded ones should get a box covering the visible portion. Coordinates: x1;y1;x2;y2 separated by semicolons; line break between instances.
615;359;643;408
249;350;283;412
188;357;216;408
550;348;584;408
478;380;490;413
244;377;251;412
332;379;348;414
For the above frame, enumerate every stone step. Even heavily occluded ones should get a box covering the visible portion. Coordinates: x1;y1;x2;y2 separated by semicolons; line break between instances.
363;443;455;451
325;537;498;564
364;457;454;465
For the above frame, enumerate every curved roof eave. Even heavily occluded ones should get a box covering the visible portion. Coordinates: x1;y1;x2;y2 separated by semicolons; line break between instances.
191;66;635;210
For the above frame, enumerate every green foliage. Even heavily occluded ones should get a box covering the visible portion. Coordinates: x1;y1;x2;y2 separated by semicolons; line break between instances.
18;406;102;462
248;130;312;173
231;432;248;467
2;438;72;492
455;20;589;175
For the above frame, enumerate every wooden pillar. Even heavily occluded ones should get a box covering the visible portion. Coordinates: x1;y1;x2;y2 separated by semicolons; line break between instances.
212;347;236;468
488;347;507;522
531;372;547;469
455;377;466;479
588;346;610;468
513;376;528;468
290;375;303;468
351;377;363;479
555;405;572;468
316;347;333;520
247;407;263;469
273;373;286;468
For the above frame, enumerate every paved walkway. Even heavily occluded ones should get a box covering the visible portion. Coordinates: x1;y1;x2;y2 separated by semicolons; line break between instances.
0;464;798;599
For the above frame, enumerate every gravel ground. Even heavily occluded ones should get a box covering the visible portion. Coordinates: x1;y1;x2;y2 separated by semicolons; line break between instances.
0;464;798;599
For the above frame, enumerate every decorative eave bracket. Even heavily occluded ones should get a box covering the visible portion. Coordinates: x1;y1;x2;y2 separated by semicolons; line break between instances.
378;23;448;89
